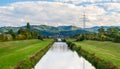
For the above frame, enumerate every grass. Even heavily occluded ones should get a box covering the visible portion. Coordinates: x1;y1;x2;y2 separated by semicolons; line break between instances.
74;40;120;68
0;39;53;69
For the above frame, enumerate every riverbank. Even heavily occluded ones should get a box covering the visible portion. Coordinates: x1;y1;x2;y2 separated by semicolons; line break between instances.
0;39;53;69
67;41;119;69
74;40;120;68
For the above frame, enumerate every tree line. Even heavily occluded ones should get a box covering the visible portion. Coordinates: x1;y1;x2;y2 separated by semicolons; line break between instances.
0;23;43;41
76;26;120;43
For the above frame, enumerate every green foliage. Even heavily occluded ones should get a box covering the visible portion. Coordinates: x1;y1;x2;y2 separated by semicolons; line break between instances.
61;38;66;42
8;29;16;39
38;33;43;40
31;30;38;39
84;27;120;43
16;23;39;40
16;34;26;40
98;26;105;34
76;34;84;41
0;34;4;41
0;34;13;41
67;41;76;50
18;28;25;34
17;28;31;40
26;22;30;30
107;27;119;35
113;35;120;43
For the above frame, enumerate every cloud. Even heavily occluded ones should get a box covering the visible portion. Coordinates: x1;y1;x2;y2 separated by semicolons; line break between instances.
0;1;120;28
53;0;120;5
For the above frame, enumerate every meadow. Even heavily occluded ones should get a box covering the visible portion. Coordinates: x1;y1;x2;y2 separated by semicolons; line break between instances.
0;39;53;69
74;40;120;68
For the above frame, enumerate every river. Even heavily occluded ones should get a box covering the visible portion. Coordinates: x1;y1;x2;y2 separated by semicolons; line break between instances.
34;42;95;69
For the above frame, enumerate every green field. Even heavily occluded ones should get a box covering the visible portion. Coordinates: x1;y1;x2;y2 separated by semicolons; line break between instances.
74;40;120;68
0;39;53;69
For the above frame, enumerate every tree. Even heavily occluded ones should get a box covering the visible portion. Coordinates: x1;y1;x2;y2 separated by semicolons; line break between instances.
38;33;43;40
98;26;105;34
113;35;120;43
31;30;38;39
98;27;106;41
18;28;25;34
24;29;32;39
0;34;4;41
16;34;25;40
100;33;106;41
8;29;16;39
17;23;39;40
27;22;30;30
76;34;84;41
107;27;119;37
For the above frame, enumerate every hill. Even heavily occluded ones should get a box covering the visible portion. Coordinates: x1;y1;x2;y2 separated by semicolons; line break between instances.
0;25;120;36
0;25;85;36
86;26;120;32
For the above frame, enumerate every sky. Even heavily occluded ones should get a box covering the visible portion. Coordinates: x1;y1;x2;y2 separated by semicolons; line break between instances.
0;0;120;28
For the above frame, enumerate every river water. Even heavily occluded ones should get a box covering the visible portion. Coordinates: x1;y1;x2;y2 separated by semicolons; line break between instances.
34;42;95;69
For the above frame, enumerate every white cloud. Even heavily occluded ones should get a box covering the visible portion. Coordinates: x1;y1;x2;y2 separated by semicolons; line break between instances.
0;1;120;28
54;0;120;3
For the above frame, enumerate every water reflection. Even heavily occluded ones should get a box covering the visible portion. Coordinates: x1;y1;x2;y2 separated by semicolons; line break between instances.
35;42;95;69
50;42;69;52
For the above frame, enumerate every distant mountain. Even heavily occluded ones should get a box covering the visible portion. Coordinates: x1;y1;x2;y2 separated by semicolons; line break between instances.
57;25;81;31
86;26;120;32
0;27;20;33
0;25;120;36
30;25;61;33
30;25;85;36
0;25;85;36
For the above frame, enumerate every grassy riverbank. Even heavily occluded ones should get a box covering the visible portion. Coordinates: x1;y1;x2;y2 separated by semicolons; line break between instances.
0;39;53;69
74;40;120;68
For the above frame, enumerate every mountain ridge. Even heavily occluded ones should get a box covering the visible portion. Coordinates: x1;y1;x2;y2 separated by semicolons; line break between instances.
0;25;120;36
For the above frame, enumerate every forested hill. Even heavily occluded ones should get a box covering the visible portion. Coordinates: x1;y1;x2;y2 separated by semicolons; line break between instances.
0;25;120;36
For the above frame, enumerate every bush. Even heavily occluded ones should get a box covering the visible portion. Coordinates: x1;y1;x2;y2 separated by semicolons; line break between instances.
113;35;120;43
67;41;76;50
76;34;84;41
0;34;13;41
0;34;4;41
62;38;66;42
16;34;26;40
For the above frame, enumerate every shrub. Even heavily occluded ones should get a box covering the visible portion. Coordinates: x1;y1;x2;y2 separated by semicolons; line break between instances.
113;35;120;43
16;34;26;40
76;34;84;41
62;38;66;42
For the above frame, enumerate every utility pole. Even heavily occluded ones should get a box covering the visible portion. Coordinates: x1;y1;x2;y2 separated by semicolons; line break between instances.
83;5;86;30
83;58;85;69
83;5;86;40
